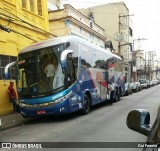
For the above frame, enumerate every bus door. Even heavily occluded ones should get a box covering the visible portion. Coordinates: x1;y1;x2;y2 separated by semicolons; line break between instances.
99;63;109;101
101;71;108;101
96;69;108;101
64;50;83;111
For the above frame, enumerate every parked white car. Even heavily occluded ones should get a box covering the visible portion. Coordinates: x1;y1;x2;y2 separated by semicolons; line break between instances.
139;79;148;89
132;81;141;92
124;83;132;96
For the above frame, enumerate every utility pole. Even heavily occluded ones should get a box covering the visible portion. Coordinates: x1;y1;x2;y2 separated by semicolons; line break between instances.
118;14;134;55
132;38;147;81
118;14;133;83
147;51;156;80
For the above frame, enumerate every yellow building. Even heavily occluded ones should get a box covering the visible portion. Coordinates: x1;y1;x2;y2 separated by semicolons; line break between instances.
0;0;54;115
49;4;107;49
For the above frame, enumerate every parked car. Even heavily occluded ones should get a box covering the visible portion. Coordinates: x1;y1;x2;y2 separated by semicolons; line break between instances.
132;81;142;92
126;106;160;151
139;79;148;89
152;80;159;86
146;80;151;88
149;80;154;87
124;83;132;96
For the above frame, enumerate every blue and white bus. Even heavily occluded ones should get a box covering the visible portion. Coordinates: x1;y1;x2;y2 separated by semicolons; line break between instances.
6;36;125;118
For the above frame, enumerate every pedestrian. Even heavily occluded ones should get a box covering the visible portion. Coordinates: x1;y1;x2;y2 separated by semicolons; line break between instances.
8;81;18;113
108;81;114;103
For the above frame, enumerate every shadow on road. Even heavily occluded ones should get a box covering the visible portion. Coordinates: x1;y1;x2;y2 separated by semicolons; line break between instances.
23;100;118;126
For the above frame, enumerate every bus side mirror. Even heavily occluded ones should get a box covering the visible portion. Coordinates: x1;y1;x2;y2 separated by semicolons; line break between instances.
126;109;152;136
5;61;16;79
60;49;73;69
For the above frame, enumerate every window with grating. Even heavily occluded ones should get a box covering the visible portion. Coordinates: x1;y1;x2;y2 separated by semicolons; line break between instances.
0;55;9;67
10;56;17;62
0;68;3;80
0;55;17;80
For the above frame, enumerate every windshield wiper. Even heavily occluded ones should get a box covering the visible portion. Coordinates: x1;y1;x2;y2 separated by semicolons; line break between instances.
52;86;64;91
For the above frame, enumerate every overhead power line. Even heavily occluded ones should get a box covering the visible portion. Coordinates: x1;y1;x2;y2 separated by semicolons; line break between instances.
0;24;37;42
0;8;57;37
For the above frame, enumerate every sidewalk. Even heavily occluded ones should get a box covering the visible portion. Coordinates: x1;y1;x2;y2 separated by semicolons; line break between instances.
0;113;31;132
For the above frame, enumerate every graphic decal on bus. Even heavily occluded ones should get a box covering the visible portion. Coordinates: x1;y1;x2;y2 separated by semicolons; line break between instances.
5;36;125;117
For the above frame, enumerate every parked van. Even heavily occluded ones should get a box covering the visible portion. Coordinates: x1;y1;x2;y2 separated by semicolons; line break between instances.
139;79;148;89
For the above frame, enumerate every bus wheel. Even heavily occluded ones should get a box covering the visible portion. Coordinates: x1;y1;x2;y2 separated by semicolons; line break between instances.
82;95;91;115
114;88;120;102
114;93;119;102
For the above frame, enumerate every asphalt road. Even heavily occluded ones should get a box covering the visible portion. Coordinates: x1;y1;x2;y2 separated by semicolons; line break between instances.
0;84;160;151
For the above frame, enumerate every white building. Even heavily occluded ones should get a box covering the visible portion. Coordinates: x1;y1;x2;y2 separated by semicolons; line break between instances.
79;2;133;82
49;4;107;49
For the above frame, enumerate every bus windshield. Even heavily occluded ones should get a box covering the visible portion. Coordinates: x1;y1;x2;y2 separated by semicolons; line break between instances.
18;45;64;98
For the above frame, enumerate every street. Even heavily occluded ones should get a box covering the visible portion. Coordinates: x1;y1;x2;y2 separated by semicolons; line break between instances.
0;85;160;151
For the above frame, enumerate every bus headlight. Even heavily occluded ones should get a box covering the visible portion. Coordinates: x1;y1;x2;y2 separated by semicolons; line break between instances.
19;103;26;107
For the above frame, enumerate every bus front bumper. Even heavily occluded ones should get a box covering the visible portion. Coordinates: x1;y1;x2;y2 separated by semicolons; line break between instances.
19;101;70;118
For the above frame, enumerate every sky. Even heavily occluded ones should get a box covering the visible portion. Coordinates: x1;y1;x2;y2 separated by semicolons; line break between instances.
60;0;160;59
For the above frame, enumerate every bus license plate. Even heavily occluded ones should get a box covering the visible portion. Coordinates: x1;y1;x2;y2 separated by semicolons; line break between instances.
37;110;46;115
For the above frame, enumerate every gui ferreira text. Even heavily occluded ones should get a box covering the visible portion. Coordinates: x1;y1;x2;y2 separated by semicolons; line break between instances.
138;143;158;148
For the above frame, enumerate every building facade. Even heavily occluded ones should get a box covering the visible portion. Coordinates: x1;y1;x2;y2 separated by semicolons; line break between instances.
0;0;52;115
132;50;159;81
0;0;52;80
49;4;107;48
79;2;133;82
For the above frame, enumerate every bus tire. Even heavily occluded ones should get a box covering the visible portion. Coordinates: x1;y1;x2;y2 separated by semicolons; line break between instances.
118;91;122;101
82;95;91;115
114;92;119;102
116;88;120;102
115;94;118;102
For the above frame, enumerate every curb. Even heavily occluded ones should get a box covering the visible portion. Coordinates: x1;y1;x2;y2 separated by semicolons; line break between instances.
0;118;34;132
0;121;25;132
0;116;43;132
